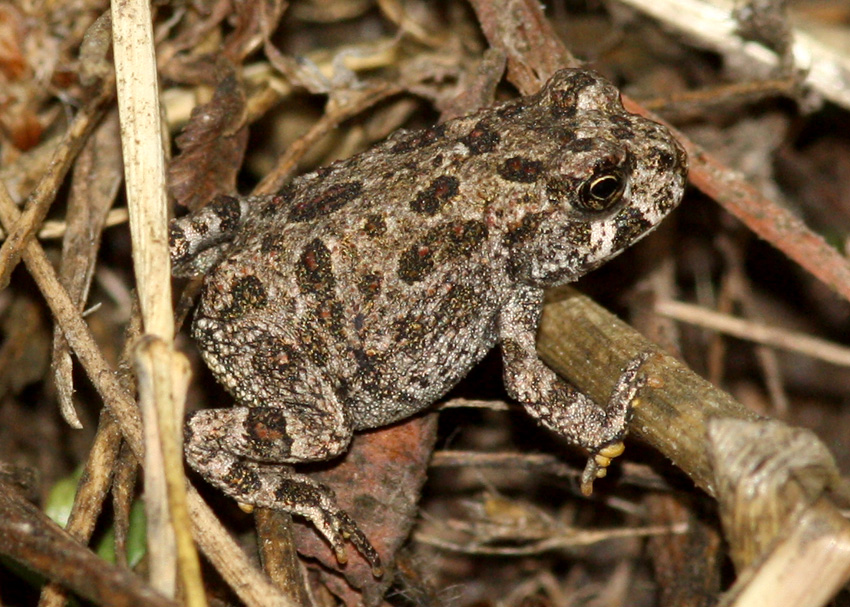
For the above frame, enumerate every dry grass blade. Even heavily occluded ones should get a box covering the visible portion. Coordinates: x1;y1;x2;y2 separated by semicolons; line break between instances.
134;339;187;598
111;5;172;339
111;0;200;599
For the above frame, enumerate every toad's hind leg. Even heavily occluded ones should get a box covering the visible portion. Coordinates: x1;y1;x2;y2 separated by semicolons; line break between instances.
185;405;382;573
184;317;382;573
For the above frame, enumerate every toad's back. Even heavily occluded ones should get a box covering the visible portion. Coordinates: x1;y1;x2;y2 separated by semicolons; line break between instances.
172;70;685;428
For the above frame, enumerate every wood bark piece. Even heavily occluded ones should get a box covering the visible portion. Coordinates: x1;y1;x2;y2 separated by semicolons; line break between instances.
709;419;850;607
537;290;850;604
0;478;178;607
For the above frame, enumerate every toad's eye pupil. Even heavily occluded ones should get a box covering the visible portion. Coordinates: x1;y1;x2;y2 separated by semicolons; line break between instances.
589;175;621;201
577;171;626;212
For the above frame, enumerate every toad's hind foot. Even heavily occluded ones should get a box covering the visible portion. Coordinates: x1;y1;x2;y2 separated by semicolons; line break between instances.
251;472;383;575
251;471;383;575
186;441;383;576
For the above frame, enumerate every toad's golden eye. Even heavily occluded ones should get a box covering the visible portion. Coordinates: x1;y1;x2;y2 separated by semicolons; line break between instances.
577;170;627;212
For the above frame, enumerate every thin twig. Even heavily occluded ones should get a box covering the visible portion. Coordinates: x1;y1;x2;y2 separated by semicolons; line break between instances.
0;82;113;290
414;522;687;556
656;299;850;367
253;82;403;195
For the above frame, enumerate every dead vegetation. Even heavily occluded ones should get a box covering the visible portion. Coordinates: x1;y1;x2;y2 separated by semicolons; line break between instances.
0;0;850;606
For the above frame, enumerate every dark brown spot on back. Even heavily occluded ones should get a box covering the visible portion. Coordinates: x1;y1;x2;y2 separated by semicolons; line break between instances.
260;233;286;253
548;90;578;119
222;275;268;319
410;175;460;215
496;100;525;119
260;187;296;218
288;181;363;222
460;121;501;154
358;272;382;300
299;326;329;368
389;125;445;154
436;283;478;320
398;243;435;284
315;165;336;179
612;127;635;140
397;220;488;284
443;220;489;257
296;238;335;296
315;299;346;338
498;157;544;183
363;214;387;237
565;138;595;153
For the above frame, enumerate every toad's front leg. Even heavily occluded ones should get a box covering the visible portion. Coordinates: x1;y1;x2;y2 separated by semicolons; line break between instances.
498;286;648;494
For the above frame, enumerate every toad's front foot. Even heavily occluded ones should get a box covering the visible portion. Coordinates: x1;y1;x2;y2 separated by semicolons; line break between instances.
580;352;652;495
580;441;627;495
